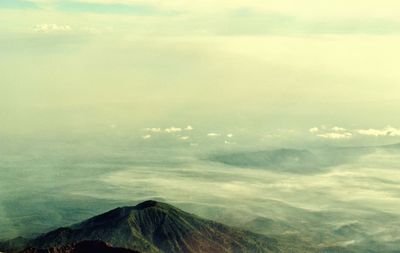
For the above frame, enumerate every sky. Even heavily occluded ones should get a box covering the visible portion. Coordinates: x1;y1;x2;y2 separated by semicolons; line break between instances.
1;0;400;145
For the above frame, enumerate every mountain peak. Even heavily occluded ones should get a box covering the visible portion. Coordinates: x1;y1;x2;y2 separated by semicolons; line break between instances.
3;201;281;253
134;200;162;210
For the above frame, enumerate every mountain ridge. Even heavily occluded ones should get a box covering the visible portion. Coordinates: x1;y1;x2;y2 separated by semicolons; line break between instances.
1;200;281;253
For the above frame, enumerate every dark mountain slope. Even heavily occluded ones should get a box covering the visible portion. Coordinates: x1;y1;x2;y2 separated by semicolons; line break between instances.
20;240;140;253
7;200;280;253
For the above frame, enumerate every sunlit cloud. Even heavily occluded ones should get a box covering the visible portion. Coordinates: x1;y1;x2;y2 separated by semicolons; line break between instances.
145;127;162;133
332;126;346;132
145;126;191;134
180;136;189;140
317;132;352;139
33;24;72;33
224;140;235;145
207;133;221;137
357;125;400;137
142;134;152;139
310;125;351;140
165;127;182;133
227;134;233;138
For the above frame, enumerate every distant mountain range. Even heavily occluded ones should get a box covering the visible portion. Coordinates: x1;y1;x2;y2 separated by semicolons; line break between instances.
209;148;326;172
0;200;284;253
208;145;400;173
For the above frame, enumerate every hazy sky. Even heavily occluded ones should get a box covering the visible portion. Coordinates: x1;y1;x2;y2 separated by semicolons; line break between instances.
1;0;400;142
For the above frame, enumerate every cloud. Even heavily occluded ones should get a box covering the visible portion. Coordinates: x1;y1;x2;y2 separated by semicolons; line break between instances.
207;133;221;137
224;140;236;145
142;134;151;139
34;24;72;33
332;126;346;132
165;127;182;133
227;134;233;138
180;136;189;140
357;126;400;137
145;127;162;133
357;129;387;136
145;126;191;134
317;132;352;139
310;125;400;139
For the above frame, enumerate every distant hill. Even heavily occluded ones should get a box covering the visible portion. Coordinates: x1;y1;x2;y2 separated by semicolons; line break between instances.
381;142;400;149
2;200;281;253
209;148;324;172
208;145;384;173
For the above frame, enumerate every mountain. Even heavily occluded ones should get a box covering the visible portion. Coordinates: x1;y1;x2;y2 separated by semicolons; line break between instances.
208;146;379;173
209;148;323;172
2;200;281;253
381;142;400;150
20;240;140;253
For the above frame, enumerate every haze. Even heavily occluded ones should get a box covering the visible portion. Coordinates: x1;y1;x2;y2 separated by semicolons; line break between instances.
1;1;400;252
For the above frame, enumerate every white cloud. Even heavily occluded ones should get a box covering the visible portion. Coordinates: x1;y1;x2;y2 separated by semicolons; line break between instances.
227;133;233;138
310;125;400;139
142;134;152;139
185;125;193;131
145;127;162;132
310;126;350;139
317;132;352;140
332;126;346;132
357;126;400;137
207;133;221;137
180;136;190;140
224;140;236;145
165;127;182;133
357;129;387;136
34;24;72;33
